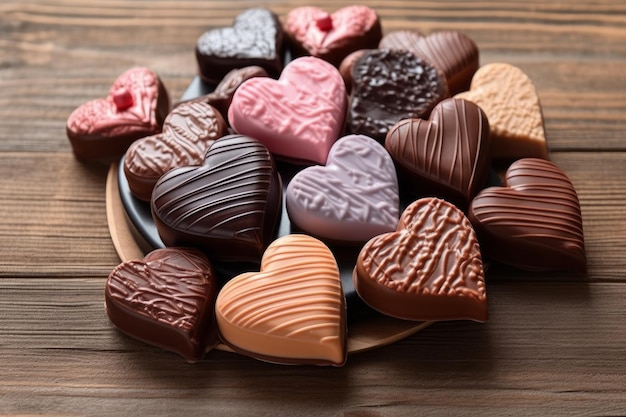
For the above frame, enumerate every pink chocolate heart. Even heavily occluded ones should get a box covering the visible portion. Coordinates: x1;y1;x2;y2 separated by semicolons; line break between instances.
66;67;170;160
228;56;347;165
286;134;399;243
284;6;382;66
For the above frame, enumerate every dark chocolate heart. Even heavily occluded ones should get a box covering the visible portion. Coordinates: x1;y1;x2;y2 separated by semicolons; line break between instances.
105;248;218;362
385;98;491;210
123;101;227;202
66;67;170;161
354;197;488;322
195;8;284;84
346;49;448;142
468;158;586;272
151;135;282;264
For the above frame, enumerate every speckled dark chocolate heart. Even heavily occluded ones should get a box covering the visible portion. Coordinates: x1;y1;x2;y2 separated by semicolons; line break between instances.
151;135;282;264
468;158;586;272
346;49;448;142
385;98;491;210
195;8;284;84
105;248;218;362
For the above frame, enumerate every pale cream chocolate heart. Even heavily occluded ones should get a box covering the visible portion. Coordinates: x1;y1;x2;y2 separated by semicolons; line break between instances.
456;63;548;160
215;234;346;366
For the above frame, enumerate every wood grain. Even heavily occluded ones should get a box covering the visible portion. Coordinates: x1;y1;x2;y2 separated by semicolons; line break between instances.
1;0;626;415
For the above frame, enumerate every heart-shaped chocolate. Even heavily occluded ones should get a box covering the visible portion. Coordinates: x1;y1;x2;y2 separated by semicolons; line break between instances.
354;198;487;322
385;98;491;210
379;30;479;95
456;63;549;160
284;5;382;67
346;49;448;142
123;101;227;201
151;135;282;264
468;158;586;272
195;8;284;84
228;56;347;165
286;134;399;243
105;248;218;362
66;67;170;161
216;234;346;366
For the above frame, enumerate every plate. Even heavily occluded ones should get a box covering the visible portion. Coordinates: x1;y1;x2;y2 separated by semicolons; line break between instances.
104;77;432;355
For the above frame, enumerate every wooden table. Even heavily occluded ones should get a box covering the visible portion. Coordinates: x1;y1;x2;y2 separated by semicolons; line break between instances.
2;0;626;415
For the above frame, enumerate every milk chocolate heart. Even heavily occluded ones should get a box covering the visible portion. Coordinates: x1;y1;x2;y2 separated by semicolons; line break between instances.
468;158;586;272
123;101;227;201
385;98;491;210
347;49;448;143
216;234;347;366
354;198;487;322
105;248;218;362
284;5;382;67
456;63;549;160
286;134;399;243
228;56;347;165
195;8;284;84
379;30;479;94
151;135;282;264
66;67;170;161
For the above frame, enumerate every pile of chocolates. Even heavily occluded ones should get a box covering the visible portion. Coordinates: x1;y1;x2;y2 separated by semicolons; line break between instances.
66;6;587;366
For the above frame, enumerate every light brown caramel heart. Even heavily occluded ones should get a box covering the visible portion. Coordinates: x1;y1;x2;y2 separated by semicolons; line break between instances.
215;234;347;366
456;63;548;160
354;198;488;322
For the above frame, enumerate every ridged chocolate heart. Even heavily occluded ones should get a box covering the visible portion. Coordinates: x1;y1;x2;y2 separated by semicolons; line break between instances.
354;198;488;322
385;98;491;210
468;158;586;272
379;30;479;94
124;101;227;201
195;8;284;84
105;248;218;362
346;49;448;142
151;135;282;263
66;67;170;161
216;234;347;366
286;134;399;243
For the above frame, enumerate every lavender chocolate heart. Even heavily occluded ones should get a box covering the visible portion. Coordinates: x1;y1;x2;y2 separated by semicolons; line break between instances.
105;248;218;362
346;49;448;142
195;8;284;84
124;101;227;201
286;134;399;243
468;158;586;272
151;135;282;263
385;98;491;210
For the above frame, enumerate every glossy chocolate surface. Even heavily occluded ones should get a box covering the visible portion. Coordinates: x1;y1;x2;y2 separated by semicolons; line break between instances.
284;5;382;67
346;49;448;142
67;67;170;162
216;234;347;366
151;135;282;264
105;248;218;362
354;198;488;322
124;101;227;201
195;8;284;84
385;98;491;210
468;158;586;272
380;30;479;95
286;134;399;243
